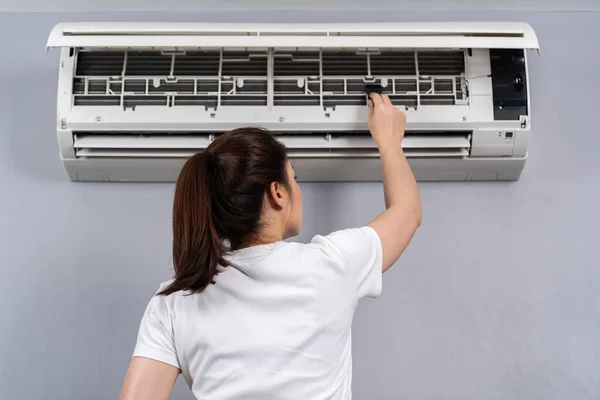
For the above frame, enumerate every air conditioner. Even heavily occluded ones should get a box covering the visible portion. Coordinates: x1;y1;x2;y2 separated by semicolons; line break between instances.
46;22;540;182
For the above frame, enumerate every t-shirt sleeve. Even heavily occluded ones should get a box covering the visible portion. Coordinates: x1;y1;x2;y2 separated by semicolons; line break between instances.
132;284;180;369
312;226;383;299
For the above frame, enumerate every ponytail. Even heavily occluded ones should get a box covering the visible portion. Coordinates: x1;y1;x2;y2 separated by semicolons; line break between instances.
158;127;289;295
159;151;228;296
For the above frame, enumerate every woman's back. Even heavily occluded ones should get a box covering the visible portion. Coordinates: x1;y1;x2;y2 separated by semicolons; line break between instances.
120;95;422;400
135;228;382;399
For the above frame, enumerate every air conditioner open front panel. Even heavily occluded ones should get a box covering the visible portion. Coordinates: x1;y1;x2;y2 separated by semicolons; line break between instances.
47;22;540;50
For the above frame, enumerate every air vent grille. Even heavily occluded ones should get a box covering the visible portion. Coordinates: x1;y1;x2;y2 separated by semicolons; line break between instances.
173;51;220;75
72;49;467;109
73;131;471;159
417;51;465;76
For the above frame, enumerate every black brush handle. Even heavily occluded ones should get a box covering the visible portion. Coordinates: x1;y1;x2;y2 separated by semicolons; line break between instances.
364;84;383;95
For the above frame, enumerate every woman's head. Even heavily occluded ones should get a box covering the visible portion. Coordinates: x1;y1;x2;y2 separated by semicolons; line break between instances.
160;127;302;295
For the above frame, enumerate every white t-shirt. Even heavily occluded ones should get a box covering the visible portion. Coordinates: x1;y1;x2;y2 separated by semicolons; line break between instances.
133;227;383;400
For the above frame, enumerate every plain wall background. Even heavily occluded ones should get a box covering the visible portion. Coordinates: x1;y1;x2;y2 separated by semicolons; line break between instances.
2;0;600;12
0;9;599;400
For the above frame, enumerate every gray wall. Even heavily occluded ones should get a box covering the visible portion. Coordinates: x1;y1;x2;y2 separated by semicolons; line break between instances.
0;10;599;400
2;0;600;12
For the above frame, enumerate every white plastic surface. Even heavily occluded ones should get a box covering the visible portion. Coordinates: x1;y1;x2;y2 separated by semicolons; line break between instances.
61;157;526;182
46;22;540;50
73;134;470;150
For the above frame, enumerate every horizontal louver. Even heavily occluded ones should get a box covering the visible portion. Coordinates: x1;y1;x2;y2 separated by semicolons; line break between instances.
73;131;471;159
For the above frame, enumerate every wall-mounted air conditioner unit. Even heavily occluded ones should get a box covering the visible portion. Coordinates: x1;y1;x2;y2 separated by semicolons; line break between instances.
46;22;539;182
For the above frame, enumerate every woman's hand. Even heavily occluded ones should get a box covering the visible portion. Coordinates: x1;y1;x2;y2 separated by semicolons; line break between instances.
368;93;406;149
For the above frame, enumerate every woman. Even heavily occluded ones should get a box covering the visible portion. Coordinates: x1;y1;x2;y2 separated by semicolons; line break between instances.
119;93;421;399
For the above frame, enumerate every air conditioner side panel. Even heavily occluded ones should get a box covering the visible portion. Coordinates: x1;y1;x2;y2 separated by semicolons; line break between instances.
57;48;76;160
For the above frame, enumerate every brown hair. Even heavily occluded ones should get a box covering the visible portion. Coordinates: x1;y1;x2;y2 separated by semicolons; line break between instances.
159;127;289;296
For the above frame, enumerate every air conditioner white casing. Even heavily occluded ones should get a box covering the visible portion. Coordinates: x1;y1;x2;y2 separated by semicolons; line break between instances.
47;22;540;182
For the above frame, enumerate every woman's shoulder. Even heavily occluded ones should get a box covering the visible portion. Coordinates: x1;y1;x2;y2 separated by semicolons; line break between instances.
281;226;380;263
309;226;380;254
